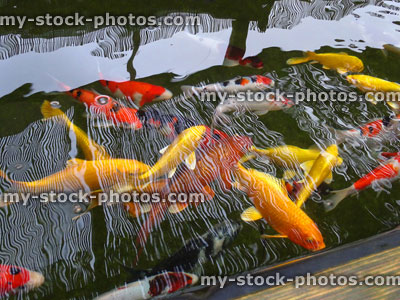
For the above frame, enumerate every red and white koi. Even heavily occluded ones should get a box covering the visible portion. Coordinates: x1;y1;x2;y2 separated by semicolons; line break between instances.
94;272;198;300
328;114;400;144
324;153;400;211
181;75;274;96
0;264;44;296
99;80;173;108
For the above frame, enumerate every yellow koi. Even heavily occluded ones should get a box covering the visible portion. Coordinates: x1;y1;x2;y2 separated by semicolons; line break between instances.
295;144;342;207
235;163;325;251
41;100;111;160
287;51;364;74
138;125;207;182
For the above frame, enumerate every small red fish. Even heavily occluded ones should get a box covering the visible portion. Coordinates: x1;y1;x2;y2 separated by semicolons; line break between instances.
324;153;400;211
100;80;173;108
223;45;264;69
0;265;44;295
330;114;400;144
66;88;143;129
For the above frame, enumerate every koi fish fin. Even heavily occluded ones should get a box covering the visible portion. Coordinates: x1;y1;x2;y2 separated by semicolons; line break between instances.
322;65;330;70
168;167;177;178
202;184;215;202
300;160;315;176
168;202;189;214
380;152;400;159
286;52;313;65
66;158;85;167
323;186;354;212
232;181;247;193
324;171;333;184
184;151;196;170
72;197;100;221
159;145;169;154
241;206;263;222
180;85;195;97
336;68;348;74
387;101;400;112
0;169;11;182
219;171;233;192
366;93;378;105
283;169;297;180
253;109;270;116
326;125;348;145
124;203;152;218
261;234;288;239
239;153;256;164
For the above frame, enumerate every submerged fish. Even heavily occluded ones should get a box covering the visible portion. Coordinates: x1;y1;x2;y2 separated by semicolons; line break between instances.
324;153;400;212
383;44;400;56
41;100;111;161
295;144;342;208
95;272;197;300
138;126;207;182
223;45;264;69
213;93;294;125
0;158;150;205
181;75;274;96
328;114;400;145
100;79;173;108
234;163;325;251
0;264;44;296
287;51;364;74
133;135;252;259
346;75;400;110
128;221;241;280
66;88;143;129
250;145;321;169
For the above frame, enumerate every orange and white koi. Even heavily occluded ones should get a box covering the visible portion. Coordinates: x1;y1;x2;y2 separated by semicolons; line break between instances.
0;265;44;296
66;88;143;129
324;153;400;211
100;80;172;108
328;114;400;144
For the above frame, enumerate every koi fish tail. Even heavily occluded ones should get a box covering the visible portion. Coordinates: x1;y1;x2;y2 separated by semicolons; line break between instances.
0;169;10;182
180;85;196;97
286;51;315;65
323;186;355;212
326;125;347;145
133;202;169;265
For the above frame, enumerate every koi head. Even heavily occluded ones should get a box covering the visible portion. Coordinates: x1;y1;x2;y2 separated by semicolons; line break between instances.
148;272;198;297
0;265;44;295
288;223;325;251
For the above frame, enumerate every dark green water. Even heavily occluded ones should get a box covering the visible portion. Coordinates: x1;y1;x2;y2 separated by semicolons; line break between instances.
0;0;400;299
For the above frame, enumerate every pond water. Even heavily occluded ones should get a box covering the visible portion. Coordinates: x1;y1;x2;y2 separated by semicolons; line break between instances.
0;0;400;299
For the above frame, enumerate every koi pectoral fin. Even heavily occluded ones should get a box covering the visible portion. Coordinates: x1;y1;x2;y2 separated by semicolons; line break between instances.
261;234;288;239
168;202;189;214
241;206;263;222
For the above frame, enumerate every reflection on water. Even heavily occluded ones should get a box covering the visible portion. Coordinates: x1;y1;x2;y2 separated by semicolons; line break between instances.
0;0;400;298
